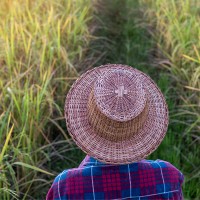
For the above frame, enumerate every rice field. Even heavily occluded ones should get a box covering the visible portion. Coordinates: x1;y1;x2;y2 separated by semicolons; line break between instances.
0;0;199;199
0;0;94;199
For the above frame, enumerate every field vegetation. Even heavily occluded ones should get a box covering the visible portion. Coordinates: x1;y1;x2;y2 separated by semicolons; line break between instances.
0;0;199;199
0;0;94;199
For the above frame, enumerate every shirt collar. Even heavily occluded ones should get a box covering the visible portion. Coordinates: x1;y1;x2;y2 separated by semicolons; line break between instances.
79;156;107;168
78;155;147;168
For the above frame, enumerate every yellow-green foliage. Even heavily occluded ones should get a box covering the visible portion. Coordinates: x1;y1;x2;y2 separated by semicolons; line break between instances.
142;0;200;130
141;0;200;198
142;0;200;96
140;0;200;124
0;0;93;199
145;0;200;90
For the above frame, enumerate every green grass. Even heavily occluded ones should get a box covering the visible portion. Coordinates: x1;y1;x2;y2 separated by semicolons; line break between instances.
0;0;94;199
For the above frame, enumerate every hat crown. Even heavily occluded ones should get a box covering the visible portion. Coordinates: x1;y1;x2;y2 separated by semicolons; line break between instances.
94;68;146;122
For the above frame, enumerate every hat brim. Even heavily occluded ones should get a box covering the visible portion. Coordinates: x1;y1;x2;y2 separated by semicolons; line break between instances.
65;64;168;164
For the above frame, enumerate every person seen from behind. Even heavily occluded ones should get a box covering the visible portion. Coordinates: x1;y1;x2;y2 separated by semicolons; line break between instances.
46;64;184;200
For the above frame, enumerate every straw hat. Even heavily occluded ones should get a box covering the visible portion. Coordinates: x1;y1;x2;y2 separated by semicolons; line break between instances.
64;64;168;164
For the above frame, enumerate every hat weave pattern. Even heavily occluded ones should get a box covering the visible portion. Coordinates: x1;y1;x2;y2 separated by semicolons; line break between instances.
65;64;168;164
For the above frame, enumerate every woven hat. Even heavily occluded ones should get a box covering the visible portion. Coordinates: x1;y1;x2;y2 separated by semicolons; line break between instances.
65;64;168;164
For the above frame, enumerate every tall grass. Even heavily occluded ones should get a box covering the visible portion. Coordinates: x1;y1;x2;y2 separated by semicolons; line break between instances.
140;0;200;198
0;0;94;199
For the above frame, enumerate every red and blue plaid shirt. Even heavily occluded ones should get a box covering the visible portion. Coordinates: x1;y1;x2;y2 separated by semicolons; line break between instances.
46;155;184;200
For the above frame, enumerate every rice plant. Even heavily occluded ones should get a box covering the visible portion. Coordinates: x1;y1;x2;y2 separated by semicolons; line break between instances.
0;0;94;199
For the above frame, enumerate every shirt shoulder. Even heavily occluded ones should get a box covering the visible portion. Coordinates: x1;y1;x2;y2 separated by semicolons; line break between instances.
46;166;89;200
154;159;184;184
46;159;184;200
135;159;184;188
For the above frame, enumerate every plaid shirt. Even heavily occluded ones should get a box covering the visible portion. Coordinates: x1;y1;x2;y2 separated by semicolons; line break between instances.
46;155;184;200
